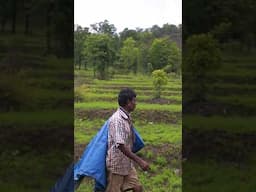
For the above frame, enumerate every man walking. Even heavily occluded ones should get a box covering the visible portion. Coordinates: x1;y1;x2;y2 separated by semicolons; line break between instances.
106;88;149;192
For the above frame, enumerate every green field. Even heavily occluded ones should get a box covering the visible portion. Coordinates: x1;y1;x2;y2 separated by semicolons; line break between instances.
0;33;73;191
74;70;182;192
183;53;256;191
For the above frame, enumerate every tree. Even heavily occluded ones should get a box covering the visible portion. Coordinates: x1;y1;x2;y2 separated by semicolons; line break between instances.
74;25;89;69
0;0;12;32
90;20;116;35
120;37;140;74
152;69;168;98
119;28;139;44
149;38;181;72
84;34;115;79
151;25;162;38
184;33;221;101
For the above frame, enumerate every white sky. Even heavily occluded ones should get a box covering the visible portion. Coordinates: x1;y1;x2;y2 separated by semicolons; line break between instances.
74;0;182;33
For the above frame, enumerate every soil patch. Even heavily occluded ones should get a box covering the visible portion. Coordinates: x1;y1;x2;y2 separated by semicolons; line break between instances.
183;100;256;116
1;126;73;154
75;109;181;124
146;98;181;105
183;129;256;163
76;97;181;105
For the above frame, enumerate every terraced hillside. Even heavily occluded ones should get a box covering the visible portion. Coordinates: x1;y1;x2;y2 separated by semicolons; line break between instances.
75;70;182;192
183;53;256;191
0;34;73;191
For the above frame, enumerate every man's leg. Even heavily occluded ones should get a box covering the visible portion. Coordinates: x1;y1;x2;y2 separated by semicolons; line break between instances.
106;171;124;192
123;185;143;192
122;168;143;192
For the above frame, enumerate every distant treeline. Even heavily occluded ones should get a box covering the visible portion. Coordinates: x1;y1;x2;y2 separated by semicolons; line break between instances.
0;0;73;57
74;20;182;79
183;0;256;52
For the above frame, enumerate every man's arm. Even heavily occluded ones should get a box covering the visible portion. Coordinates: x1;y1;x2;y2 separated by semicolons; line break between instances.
118;144;149;171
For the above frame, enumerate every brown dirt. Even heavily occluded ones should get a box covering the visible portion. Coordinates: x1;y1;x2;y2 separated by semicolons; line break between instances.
183;100;256;116
183;129;256;163
75;109;181;124
76;97;181;105
1;126;73;154
146;98;181;105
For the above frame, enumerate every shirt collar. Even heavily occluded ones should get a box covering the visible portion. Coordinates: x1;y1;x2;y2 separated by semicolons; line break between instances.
119;107;130;120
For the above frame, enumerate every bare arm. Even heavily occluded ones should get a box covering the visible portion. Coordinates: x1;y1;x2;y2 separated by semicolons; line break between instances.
118;144;149;171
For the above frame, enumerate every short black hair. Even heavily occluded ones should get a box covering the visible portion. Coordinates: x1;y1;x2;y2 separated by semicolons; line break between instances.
118;88;136;107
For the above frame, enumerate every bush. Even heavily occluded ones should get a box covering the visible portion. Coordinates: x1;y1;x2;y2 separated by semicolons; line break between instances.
152;70;168;98
184;33;221;101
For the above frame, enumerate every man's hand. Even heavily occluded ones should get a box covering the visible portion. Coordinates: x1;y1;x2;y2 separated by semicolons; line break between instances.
138;159;150;171
118;144;150;171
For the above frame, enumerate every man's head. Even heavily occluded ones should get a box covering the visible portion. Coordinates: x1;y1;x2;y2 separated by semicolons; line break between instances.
118;88;136;112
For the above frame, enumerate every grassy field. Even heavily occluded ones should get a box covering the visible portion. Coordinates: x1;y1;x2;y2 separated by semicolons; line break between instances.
74;70;182;192
0;33;73;191
183;52;256;191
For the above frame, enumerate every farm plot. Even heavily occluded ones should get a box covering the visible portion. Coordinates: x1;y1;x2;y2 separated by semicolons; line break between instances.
75;70;182;192
183;54;256;191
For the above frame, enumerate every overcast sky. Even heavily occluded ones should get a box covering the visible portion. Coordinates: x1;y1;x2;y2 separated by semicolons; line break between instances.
74;0;182;33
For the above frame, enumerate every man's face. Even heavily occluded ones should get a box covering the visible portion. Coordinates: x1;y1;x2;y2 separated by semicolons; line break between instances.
127;97;136;112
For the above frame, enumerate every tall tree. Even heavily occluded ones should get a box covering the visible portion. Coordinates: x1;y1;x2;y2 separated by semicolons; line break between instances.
0;0;12;32
184;34;221;101
23;0;33;34
84;34;115;79
119;28;139;44
149;38;181;71
90;20;116;35
74;25;89;69
120;37;140;74
11;0;17;33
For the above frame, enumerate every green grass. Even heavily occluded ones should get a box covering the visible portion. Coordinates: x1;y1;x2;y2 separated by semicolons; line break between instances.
136;122;182;145
85;88;181;96
75;91;182;102
184;115;256;133
75;119;181;145
75;119;105;143
0;110;73;128
75;101;182;112
183;158;256;192
91;79;181;88
208;95;256;108
0;151;70;192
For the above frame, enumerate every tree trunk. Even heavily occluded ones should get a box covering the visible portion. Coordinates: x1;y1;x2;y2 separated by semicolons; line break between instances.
1;18;6;32
11;0;17;33
25;13;29;34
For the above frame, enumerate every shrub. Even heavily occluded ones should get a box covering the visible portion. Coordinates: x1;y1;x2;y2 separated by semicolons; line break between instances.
152;69;168;98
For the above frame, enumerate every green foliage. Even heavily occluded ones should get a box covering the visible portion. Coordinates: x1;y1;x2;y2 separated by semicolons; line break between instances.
210;22;232;43
149;38;181;73
75;101;181;112
155;156;167;166
184;33;221;101
90;20;117;35
120;37;140;73
74;25;89;69
84;34;115;79
152;69;168;98
183;159;256;192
